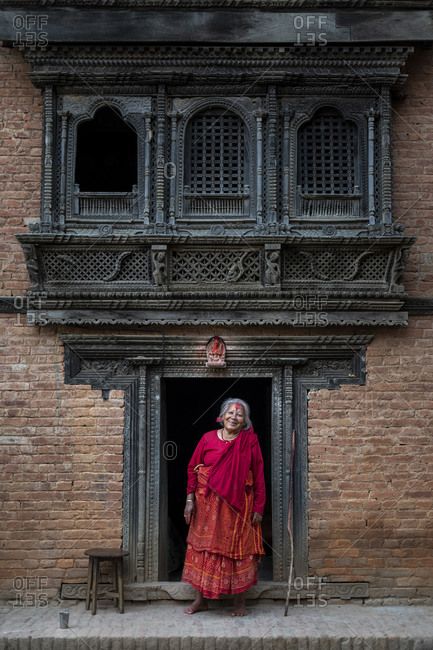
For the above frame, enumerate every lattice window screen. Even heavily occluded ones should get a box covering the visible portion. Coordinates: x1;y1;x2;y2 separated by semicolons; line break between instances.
187;111;246;194
298;110;358;195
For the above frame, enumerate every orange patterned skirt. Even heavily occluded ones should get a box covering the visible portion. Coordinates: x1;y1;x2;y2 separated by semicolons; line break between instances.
182;465;265;599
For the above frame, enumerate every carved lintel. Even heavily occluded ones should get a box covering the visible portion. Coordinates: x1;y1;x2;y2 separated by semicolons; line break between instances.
126;357;162;366
17;234;414;321
33;309;407;327
25;45;414;90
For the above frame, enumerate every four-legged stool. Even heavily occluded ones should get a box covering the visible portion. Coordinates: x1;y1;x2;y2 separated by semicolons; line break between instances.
85;548;129;614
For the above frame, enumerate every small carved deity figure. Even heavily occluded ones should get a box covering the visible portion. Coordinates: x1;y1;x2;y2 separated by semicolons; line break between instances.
152;250;167;286
264;250;280;285
206;336;226;368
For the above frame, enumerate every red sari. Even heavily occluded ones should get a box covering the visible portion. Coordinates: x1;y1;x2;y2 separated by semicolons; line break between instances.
182;428;266;599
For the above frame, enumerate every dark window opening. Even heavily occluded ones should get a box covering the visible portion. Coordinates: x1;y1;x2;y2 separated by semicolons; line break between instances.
75;106;137;192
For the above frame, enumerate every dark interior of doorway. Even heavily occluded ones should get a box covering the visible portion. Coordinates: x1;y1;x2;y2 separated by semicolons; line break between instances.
162;377;273;582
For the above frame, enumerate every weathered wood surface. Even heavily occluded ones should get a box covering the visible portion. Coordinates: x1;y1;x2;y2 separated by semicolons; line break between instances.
0;8;432;43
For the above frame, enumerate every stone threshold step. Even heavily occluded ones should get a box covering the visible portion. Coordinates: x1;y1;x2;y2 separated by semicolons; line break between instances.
1;602;433;648
1;638;433;650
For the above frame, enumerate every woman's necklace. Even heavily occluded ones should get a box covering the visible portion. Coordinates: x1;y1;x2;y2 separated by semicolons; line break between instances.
220;428;239;442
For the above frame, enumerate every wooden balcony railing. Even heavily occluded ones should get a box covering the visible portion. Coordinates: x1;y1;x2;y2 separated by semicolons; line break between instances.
183;189;250;218
73;184;138;218
298;192;362;220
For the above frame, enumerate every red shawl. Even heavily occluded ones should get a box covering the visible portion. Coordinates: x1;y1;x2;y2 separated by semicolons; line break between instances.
206;426;260;512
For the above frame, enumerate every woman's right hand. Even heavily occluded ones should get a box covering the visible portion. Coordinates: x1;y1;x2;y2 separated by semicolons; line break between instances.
184;499;195;525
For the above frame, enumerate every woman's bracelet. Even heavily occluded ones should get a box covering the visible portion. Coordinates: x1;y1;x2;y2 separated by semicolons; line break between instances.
186;498;194;502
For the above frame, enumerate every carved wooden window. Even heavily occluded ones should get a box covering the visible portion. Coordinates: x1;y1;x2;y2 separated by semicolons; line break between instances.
297;108;361;220
74;106;138;219
183;109;250;218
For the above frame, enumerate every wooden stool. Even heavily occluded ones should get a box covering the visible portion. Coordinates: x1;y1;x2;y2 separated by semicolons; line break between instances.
85;548;129;614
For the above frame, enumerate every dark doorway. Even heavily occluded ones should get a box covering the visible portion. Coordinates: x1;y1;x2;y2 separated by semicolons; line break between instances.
160;378;273;582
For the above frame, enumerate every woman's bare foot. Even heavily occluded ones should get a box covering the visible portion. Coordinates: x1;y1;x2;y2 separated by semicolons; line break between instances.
231;593;247;616
184;594;208;615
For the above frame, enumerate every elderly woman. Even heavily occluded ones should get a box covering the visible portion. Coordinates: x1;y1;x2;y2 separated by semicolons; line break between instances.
182;398;266;616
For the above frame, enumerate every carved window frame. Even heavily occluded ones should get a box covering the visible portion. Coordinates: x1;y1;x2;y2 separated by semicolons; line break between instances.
59;96;149;229
175;99;257;225
184;109;250;217
293;102;367;224
43;90;392;234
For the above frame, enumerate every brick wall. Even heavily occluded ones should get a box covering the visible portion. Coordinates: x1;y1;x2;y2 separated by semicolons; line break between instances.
0;318;124;600
1;41;433;602
0;46;41;296
394;47;433;296
308;320;433;603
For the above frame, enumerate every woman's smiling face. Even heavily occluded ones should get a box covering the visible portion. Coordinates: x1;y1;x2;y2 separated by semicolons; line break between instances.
223;403;245;433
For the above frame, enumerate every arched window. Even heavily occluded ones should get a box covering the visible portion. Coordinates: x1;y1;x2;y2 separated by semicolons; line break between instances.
74;106;138;218
297;108;360;219
183;109;250;218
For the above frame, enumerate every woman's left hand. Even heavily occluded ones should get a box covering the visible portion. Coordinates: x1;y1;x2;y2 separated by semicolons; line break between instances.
252;512;263;525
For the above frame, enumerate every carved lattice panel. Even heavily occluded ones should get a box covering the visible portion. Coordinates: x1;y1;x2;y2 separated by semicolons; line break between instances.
188;111;246;194
298;110;358;195
170;249;260;284
43;249;151;283
117;251;152;281
283;248;389;282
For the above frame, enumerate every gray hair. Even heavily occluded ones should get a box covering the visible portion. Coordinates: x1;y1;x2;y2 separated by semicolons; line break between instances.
218;398;252;429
